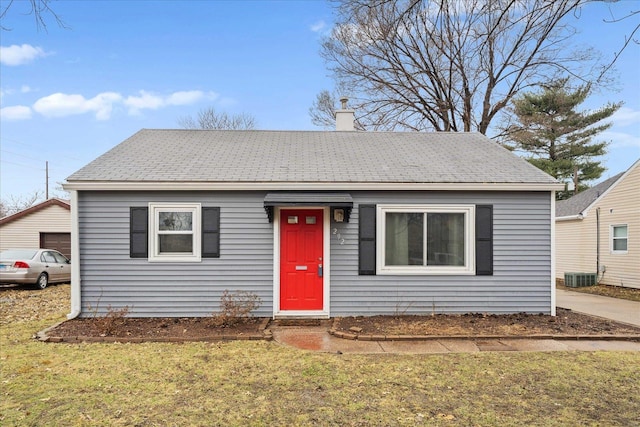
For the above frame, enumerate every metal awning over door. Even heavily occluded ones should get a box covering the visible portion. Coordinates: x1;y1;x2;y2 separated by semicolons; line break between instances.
263;192;353;222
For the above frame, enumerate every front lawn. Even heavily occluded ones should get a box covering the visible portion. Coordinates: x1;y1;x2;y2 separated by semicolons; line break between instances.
1;285;639;426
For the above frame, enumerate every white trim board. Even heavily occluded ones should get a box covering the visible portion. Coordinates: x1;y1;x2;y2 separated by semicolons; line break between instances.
63;181;564;192
272;206;331;319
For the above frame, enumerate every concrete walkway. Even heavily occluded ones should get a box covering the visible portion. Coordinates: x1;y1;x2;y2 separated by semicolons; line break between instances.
556;289;640;327
269;291;640;354
271;325;640;354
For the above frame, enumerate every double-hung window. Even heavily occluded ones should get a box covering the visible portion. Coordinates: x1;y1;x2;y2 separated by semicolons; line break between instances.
611;224;628;254
377;205;475;274
149;203;201;262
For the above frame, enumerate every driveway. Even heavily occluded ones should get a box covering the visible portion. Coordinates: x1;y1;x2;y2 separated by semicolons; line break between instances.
556;289;640;327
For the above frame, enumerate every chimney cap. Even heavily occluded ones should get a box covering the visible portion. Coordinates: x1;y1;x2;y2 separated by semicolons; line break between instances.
339;97;349;109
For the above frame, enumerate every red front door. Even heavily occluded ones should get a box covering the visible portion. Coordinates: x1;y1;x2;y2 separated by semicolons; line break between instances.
280;209;323;311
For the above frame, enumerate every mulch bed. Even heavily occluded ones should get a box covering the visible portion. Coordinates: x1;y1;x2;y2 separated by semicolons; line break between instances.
332;308;640;339
43;316;271;343
39;308;640;343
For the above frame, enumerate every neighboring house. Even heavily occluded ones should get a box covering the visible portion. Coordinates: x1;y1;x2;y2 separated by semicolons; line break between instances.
0;198;71;258
556;159;640;289
63;109;562;319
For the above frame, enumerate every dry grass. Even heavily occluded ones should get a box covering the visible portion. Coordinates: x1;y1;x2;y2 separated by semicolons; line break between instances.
1;284;639;426
557;281;640;302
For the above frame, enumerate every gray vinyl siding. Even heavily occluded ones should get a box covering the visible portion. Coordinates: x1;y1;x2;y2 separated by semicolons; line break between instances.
330;191;552;315
77;190;552;317
78;191;274;317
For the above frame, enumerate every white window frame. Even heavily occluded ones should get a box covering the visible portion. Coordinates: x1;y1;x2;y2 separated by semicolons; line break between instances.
376;204;475;275
610;224;628;254
148;203;201;262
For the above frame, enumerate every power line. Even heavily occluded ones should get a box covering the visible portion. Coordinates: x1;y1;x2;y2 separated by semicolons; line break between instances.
0;159;45;170
0;137;83;161
0;149;44;162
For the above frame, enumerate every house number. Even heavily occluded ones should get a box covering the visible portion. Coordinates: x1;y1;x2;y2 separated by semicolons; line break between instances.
332;228;345;245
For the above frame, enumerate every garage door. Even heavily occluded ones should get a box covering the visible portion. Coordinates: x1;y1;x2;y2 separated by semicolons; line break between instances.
40;233;71;259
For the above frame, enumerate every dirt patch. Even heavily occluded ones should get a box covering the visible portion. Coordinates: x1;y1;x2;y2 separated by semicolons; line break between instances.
333;309;640;337
46;316;269;341
45;308;640;342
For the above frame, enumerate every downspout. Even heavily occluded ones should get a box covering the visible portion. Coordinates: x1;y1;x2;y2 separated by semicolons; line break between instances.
596;207;601;283
67;190;82;319
550;191;556;316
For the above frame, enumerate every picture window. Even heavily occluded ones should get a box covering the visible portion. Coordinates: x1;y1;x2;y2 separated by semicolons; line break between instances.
377;205;475;275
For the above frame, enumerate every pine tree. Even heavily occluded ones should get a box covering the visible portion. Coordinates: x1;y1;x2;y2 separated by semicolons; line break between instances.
503;78;621;199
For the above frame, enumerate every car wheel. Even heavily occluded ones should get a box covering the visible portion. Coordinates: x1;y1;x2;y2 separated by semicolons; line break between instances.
35;273;48;290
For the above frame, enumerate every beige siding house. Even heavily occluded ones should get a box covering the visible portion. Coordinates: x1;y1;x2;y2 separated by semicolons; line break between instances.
0;199;71;258
556;159;640;289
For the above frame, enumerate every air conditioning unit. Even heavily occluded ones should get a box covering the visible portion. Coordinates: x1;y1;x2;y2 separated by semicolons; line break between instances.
564;272;597;288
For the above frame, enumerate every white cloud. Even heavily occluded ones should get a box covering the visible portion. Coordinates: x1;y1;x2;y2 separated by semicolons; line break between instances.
124;90;165;114
0;44;48;66
33;92;123;120
20;85;32;93
166;90;208;106
601;130;640;149
0;105;32;121
310;20;326;32
125;90;213;115
610;107;640;127
25;89;212;120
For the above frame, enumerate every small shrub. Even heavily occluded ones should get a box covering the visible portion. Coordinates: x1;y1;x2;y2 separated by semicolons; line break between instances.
211;290;262;327
93;305;130;336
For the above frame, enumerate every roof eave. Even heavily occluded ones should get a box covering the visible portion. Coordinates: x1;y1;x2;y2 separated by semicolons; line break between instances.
63;181;564;192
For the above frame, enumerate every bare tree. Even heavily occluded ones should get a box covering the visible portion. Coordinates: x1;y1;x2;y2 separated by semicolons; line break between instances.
309;90;366;130
309;90;339;130
178;107;257;130
598;1;639;82
0;190;44;218
1;0;67;31
312;0;610;134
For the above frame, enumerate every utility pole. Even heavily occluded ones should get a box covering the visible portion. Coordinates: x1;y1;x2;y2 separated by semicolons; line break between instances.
45;161;49;199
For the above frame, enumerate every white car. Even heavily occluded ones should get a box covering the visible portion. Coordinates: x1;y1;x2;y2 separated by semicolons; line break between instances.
0;249;71;289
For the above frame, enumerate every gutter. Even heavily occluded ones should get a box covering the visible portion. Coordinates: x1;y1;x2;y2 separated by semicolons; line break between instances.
555;213;584;222
67;190;81;319
62;180;565;192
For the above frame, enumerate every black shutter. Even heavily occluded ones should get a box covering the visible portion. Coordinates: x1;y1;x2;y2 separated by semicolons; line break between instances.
202;207;220;258
359;204;376;275
130;207;148;258
475;205;493;275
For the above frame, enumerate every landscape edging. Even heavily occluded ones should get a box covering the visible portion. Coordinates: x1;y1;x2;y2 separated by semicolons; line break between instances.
328;319;640;342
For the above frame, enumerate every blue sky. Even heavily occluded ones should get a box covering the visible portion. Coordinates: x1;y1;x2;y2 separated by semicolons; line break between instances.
1;0;639;202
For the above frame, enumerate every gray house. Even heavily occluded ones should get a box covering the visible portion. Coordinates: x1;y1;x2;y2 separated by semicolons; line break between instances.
64;112;562;319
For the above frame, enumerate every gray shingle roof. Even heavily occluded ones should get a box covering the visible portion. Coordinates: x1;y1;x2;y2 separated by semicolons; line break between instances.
67;129;558;185
555;173;624;217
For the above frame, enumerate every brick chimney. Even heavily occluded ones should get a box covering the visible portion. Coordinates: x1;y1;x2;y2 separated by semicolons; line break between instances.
335;97;355;131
